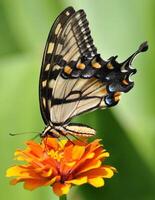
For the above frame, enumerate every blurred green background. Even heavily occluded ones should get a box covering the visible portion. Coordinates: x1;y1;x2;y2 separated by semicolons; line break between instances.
0;0;154;199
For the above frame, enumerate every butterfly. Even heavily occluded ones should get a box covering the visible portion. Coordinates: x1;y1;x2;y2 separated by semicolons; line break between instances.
39;6;148;138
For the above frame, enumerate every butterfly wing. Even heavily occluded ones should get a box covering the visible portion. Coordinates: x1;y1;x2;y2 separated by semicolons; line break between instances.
49;42;148;125
39;7;148;129
39;7;76;124
40;7;102;126
45;9;107;125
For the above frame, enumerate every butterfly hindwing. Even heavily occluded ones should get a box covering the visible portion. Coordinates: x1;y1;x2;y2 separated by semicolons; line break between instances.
50;77;107;124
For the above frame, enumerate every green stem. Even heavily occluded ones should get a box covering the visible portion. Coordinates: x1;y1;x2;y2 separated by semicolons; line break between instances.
59;195;67;200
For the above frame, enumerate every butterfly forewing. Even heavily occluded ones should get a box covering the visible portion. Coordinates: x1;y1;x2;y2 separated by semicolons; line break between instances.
39;7;102;126
39;7;75;124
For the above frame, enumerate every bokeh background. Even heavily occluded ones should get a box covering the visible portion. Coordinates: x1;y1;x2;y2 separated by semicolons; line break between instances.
0;0;155;199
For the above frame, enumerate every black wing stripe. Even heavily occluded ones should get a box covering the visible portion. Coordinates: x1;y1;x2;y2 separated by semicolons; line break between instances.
72;10;97;57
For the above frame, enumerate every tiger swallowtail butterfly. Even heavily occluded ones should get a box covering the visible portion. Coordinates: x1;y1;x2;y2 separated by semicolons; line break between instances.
39;7;148;138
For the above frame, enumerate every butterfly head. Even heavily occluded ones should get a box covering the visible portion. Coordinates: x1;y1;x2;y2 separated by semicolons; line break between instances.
41;125;60;138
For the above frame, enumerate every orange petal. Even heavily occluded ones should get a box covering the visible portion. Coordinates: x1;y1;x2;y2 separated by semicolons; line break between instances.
76;160;101;174
15;150;44;167
64;145;73;162
53;182;71;196
76;166;115;179
6;166;24;177
14;151;26;161
6;165;49;180
44;177;57;186
72;145;85;160
102;166;115;178
84;152;95;159
66;176;87;185
58;139;67;149
23;177;57;190
45;138;59;150
88;177;104;187
41;168;53;177
6;165;36;178
24;179;49;190
97;152;109;159
26;141;43;156
86;139;101;153
65;161;76;167
10;178;22;185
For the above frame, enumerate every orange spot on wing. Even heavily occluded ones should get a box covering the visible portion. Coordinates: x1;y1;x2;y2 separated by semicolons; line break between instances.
92;62;101;69
64;66;72;74
100;88;107;94
122;79;128;85
114;92;121;101
77;63;85;70
107;62;114;69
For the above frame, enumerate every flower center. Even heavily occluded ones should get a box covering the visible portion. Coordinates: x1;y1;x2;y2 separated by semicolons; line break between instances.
48;150;63;162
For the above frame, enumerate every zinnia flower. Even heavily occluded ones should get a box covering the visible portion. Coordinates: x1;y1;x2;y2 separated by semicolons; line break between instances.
6;138;115;196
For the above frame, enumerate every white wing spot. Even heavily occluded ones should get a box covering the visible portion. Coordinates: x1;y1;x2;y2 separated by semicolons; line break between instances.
84;35;88;40
53;64;61;71
81;27;85;32
66;11;70;16
78;19;83;26
45;63;50;71
87;44;91;48
55;23;61;35
75;13;81;19
42;97;46;107
42;80;47;87
47;42;54;54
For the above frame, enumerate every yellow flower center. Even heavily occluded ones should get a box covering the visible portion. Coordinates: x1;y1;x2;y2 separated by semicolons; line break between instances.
48;150;63;162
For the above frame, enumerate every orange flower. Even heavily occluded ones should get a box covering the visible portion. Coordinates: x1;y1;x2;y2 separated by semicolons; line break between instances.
6;138;116;196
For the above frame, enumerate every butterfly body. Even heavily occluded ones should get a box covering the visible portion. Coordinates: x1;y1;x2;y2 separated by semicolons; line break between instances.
41;123;96;138
39;7;148;138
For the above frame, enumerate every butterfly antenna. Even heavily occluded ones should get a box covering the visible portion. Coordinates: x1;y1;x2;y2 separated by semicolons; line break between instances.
9;131;41;136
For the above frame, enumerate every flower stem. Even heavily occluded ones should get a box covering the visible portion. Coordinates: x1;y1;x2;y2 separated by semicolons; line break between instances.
59;195;67;200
